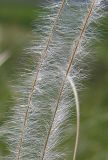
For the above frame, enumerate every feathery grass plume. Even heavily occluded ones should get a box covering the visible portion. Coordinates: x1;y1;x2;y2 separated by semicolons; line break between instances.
37;0;102;160
0;0;103;160
16;1;65;160
0;1;66;160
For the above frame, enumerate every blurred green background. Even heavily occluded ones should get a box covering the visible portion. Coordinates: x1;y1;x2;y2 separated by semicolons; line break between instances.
0;0;108;159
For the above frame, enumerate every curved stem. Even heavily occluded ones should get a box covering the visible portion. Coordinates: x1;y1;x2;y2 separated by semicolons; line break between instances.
67;76;80;160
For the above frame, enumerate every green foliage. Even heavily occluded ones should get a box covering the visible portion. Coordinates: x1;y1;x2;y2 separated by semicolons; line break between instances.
0;6;41;27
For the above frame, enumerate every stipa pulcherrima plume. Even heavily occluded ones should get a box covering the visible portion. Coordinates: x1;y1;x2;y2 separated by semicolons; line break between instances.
0;0;103;160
